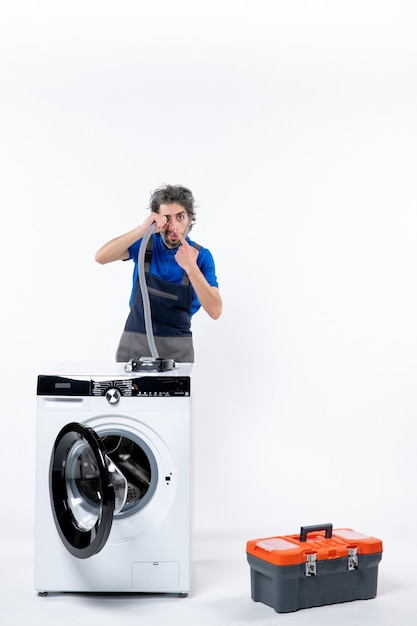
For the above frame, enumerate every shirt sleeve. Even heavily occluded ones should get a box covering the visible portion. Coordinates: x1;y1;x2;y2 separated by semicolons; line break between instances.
196;247;219;288
190;246;219;315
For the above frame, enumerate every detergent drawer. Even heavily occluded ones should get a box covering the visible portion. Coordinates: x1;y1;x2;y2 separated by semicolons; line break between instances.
246;523;382;613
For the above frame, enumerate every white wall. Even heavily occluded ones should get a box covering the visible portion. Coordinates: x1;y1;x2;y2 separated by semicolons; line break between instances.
1;1;416;542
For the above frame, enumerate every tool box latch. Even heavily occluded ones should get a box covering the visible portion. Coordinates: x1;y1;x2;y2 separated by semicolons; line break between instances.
305;553;317;576
348;547;359;571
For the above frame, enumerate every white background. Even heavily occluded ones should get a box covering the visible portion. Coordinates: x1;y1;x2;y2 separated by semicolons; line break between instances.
0;1;416;624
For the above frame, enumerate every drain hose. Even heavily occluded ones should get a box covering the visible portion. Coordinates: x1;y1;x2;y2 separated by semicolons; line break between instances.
137;223;159;358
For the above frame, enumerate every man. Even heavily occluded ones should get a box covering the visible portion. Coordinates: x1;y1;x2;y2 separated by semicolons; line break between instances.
95;184;222;363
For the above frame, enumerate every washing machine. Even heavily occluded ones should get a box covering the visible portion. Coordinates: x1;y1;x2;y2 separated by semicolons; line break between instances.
34;361;193;596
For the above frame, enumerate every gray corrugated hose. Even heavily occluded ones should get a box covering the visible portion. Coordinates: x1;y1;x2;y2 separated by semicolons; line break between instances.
137;223;159;358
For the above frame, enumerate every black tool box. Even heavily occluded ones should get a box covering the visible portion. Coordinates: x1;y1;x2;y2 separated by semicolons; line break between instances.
246;523;382;613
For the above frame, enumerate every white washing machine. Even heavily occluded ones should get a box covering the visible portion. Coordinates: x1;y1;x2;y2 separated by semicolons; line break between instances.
34;361;193;596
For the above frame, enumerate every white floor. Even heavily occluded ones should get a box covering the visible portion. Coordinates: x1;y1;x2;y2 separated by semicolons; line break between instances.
1;526;414;626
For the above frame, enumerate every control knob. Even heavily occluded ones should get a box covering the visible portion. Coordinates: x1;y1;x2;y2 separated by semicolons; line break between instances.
105;387;121;404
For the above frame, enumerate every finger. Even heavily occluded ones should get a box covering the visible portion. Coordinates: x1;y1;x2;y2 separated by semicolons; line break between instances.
177;232;187;244
153;214;168;231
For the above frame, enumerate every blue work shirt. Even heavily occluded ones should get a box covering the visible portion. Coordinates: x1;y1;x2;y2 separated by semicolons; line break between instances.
127;233;219;315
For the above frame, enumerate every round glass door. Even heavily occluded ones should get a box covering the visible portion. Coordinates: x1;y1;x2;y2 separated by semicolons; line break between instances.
49;422;116;559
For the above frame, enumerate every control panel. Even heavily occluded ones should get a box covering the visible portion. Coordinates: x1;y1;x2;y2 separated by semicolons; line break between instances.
37;375;191;397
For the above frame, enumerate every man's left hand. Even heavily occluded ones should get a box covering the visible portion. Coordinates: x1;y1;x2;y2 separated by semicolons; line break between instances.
175;233;199;272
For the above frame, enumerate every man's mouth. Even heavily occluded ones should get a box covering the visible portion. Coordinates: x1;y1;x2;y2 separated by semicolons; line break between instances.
162;230;180;248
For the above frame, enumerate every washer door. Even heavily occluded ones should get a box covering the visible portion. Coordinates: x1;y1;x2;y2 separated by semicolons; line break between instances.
49;422;116;559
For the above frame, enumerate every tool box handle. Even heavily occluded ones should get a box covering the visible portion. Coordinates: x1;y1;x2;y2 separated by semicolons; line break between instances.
300;523;333;542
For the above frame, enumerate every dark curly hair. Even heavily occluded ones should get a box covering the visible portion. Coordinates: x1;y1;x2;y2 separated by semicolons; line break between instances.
149;184;197;230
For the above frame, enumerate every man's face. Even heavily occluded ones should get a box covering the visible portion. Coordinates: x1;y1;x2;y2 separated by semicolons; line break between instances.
158;203;190;249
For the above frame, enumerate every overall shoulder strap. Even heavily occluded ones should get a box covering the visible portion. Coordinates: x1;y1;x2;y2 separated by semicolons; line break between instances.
143;235;154;273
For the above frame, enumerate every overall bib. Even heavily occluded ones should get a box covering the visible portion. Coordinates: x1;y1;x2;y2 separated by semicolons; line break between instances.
115;238;200;363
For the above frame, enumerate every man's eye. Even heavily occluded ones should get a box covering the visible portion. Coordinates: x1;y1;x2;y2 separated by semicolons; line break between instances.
177;214;185;220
